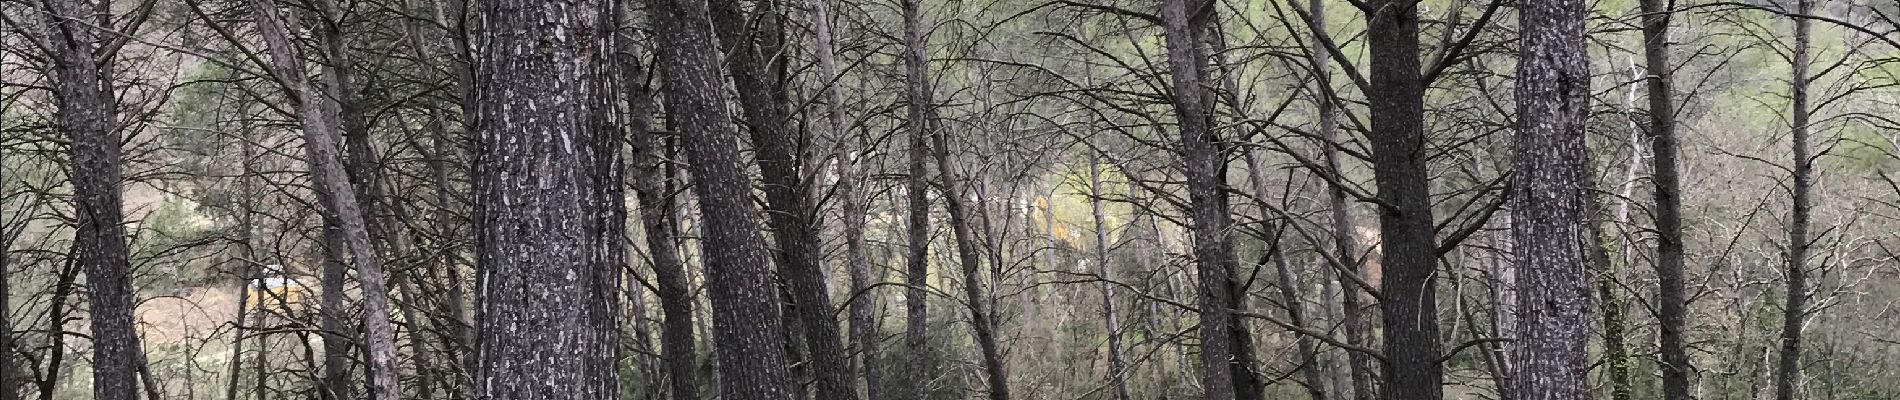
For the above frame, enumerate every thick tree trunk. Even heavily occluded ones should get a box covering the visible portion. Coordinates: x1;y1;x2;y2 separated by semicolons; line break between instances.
1364;0;1442;398
247;2;406;398
469;0;626;398
1158;1;1241;399
44;1;146;399
1638;0;1693;396
707;3;858;399
646;0;799;399
900;0;937;398
1510;0;1593;397
1775;2;1813;399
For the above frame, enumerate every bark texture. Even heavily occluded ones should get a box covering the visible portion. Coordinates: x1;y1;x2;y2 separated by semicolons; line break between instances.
934;105;1012;400
1639;0;1693;396
708;3;858;399
470;0;625;398
805;0;885;396
1775;2;1813;399
45;1;146;398
1088;156;1133;400
1158;1;1240;399
1365;0;1442;398
1511;0;1593;397
646;0;799;399
900;0;936;398
247;1;406;398
627;39;700;400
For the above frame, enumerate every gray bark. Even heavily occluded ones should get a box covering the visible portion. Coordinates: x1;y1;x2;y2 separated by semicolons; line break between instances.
1775;1;1814;399
934;102;1012;400
1364;0;1442;396
706;3;858;399
1087;155;1133;400
42;1;149;399
900;0;936;398
1638;0;1693;396
804;0;885;396
1510;0;1593;397
646;0;800;399
470;0;627;398
247;1;406;398
1158;1;1241;398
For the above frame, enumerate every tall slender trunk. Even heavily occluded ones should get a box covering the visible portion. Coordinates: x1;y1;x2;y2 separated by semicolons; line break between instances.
470;0;625;398
646;0;799;399
1158;1;1241;398
1305;2;1375;394
1244;151;1327;400
1638;0;1692;396
1598;61;1648;400
37;257;78;400
1364;0;1442;397
225;118;260;400
1304;0;1374;396
933;107;1012;400
805;0;884;396
0;50;12;394
246;2;406;398
0;14;11;392
1204;24;1264;400
1510;0;1593;397
44;1;147;398
708;3;858;399
1775;2;1814;399
900;0;937;398
624;31;699;400
1087;155;1133;400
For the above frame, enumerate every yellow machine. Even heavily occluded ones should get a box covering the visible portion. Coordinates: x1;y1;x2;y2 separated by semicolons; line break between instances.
246;270;309;315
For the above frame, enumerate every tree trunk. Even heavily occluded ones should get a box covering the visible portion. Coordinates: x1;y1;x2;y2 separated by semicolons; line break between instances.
469;0;626;397
1158;1;1240;399
225;119;261;400
247;2;406;398
1088;155;1133;400
646;0;799;399
934;102;1012;400
1305;0;1375;395
1638;0;1693;396
900;0;937;398
624;29;699;400
1775;1;1814;399
316;225;353;400
1598;62;1648;400
0;50;11;395
1244;151;1327;400
1510;0;1592;397
1365;0;1442;397
804;0;884;396
44;1;147;398
707;3;859;399
308;3;379;398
